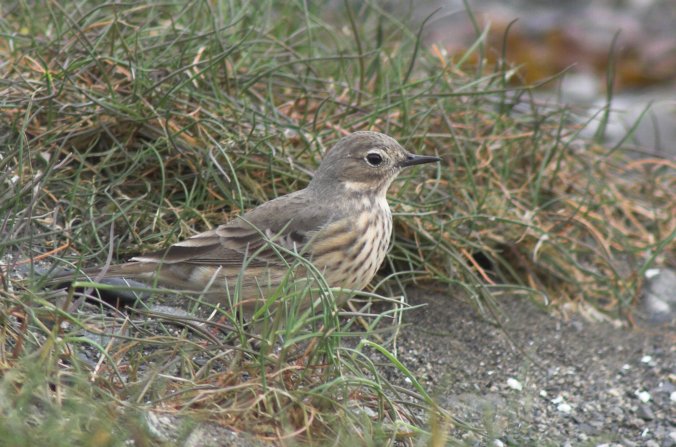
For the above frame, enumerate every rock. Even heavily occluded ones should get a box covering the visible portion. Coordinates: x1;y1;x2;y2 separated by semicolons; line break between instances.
623;417;645;429
578;422;599;435
665;431;676;447
506;378;523;391
637;404;655;421
643;268;676;323
636;390;652;403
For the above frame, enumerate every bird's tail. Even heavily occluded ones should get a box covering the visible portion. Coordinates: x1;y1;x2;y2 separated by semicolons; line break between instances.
46;262;160;305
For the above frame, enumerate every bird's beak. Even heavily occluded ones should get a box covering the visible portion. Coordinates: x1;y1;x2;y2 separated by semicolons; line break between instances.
399;153;441;168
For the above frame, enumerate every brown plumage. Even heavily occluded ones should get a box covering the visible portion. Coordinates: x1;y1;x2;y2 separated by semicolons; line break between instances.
60;131;439;312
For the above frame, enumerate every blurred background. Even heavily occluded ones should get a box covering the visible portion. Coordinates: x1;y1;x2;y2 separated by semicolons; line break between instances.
375;0;676;156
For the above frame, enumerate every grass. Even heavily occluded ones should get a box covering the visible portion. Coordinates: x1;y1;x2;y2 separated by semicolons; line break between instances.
1;0;674;445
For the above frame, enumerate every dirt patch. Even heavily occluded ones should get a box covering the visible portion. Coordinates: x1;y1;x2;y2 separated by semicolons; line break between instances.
388;288;675;446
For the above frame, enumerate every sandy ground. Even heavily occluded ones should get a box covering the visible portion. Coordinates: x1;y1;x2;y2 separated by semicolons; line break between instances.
386;288;675;446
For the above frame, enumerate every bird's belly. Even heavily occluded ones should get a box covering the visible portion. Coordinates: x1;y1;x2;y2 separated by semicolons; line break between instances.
165;263;289;304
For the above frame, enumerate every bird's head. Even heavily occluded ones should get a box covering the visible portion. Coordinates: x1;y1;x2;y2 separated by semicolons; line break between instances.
310;131;439;196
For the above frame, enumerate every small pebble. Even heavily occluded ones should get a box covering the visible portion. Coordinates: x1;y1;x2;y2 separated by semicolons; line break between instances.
607;387;621;397
635;390;651;403
645;268;660;279
624;417;645;429
557;402;572;413
507;378;523;391
637;404;655;421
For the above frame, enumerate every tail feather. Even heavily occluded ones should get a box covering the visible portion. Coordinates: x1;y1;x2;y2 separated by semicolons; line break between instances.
51;262;158;282
47;262;161;305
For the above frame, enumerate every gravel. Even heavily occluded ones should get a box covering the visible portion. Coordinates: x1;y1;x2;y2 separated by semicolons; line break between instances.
378;286;675;445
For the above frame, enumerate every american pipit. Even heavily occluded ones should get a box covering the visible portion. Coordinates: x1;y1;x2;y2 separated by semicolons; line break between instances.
59;131;439;311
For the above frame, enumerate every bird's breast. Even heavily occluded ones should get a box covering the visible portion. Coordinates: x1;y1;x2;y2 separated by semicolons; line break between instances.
310;196;392;290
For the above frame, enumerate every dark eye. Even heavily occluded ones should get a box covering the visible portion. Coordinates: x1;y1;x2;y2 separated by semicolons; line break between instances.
365;152;383;167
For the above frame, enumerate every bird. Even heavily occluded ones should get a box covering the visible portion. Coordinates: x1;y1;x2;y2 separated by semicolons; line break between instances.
56;131;440;314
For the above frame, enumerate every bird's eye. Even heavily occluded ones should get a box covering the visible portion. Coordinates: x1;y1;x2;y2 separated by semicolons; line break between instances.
365;152;384;167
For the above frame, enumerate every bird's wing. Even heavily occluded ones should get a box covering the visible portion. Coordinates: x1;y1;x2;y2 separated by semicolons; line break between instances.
131;191;342;267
